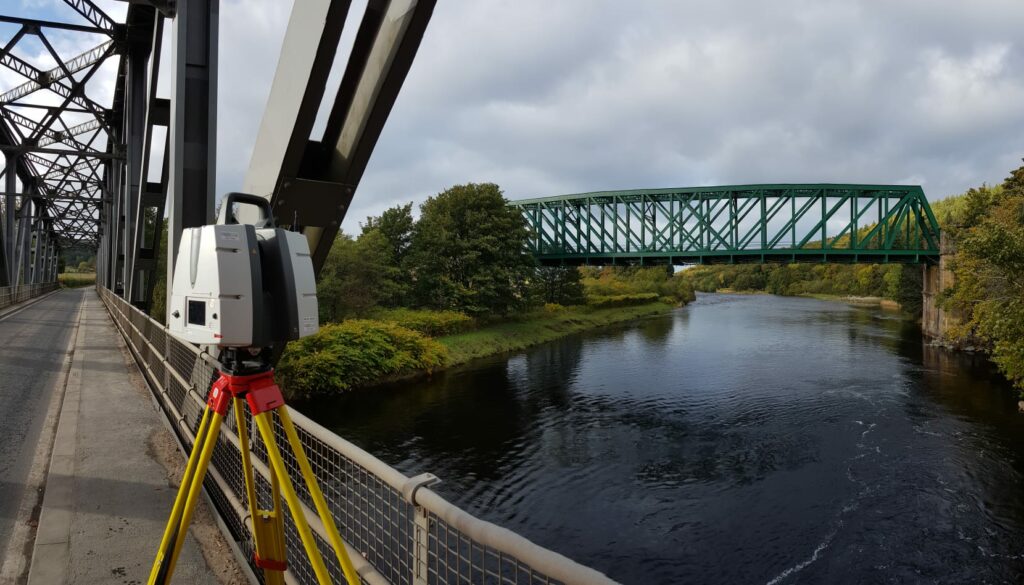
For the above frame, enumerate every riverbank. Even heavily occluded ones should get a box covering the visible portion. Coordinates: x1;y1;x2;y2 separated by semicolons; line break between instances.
798;293;901;311
437;302;676;367
715;289;903;311
279;301;678;399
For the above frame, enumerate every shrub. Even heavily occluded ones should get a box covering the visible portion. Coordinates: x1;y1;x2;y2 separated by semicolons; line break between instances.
276;320;448;399
369;307;474;336
585;293;660;308
543;303;566;313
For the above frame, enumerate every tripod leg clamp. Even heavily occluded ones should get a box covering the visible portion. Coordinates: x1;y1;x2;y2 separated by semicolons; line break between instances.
207;375;233;415
253;554;287;572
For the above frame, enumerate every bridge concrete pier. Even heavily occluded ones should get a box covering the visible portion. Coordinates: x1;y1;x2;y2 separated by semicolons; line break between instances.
922;233;960;343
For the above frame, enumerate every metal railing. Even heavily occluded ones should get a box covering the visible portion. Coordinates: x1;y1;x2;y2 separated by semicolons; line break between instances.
96;287;617;585
0;282;59;309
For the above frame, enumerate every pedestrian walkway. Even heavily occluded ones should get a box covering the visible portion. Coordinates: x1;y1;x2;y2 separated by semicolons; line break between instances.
24;290;240;585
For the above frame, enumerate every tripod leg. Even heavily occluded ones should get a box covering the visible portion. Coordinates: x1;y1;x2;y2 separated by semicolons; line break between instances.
252;411;337;585
278;407;361;585
149;409;226;585
234;397;259;526
235;398;285;585
148;404;213;584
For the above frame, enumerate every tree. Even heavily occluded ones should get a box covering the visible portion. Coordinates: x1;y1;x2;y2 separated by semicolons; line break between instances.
532;266;586;305
406;183;534;315
943;162;1024;393
363;203;414;265
362;203;415;306
317;230;404;322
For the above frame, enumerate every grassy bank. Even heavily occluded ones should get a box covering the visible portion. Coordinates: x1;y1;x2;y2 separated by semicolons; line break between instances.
280;301;677;399
438;302;675;366
59;272;96;287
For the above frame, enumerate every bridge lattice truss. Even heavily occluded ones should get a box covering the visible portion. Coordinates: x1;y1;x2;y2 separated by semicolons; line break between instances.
0;2;124;286
2;0;435;309
512;184;942;266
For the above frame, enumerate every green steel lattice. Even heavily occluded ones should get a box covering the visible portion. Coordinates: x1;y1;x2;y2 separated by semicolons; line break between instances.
510;184;941;265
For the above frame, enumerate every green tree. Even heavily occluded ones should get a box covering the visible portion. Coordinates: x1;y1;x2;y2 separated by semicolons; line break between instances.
407;183;534;315
363;203;414;265
532;266;586;305
362;203;415;306
317;230;404;322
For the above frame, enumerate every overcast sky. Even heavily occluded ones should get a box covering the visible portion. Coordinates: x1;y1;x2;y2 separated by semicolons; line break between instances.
7;0;1024;233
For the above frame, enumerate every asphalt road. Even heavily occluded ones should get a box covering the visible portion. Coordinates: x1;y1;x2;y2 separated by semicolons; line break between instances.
0;289;83;554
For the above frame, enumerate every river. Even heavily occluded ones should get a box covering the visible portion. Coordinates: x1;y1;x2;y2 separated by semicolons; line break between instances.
301;293;1024;584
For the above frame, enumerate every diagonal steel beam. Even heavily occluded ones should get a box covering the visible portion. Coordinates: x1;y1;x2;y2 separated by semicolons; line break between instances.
36;117;104;147
0;52;105;112
0;40;115;103
61;0;117;33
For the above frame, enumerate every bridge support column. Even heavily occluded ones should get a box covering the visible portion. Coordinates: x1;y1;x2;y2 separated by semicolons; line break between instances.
922;233;959;342
4;154;16;285
166;0;218;322
15;197;32;286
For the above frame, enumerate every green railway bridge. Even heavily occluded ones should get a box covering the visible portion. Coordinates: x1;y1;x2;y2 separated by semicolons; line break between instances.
510;184;941;266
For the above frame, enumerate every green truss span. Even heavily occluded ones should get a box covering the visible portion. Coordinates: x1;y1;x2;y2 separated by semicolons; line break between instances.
510;184;942;266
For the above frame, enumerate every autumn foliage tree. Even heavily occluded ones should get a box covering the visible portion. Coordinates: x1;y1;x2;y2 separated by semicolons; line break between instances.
942;163;1024;393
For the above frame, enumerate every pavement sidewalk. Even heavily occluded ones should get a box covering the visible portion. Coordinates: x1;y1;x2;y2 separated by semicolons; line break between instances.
26;290;243;585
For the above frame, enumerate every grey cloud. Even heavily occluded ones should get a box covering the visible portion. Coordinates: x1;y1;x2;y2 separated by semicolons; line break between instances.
10;0;1024;236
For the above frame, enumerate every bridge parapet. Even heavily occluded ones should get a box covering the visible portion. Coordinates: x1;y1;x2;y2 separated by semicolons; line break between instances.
510;184;941;265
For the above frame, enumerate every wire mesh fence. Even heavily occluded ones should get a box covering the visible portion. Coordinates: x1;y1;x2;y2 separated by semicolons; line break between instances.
97;287;617;585
0;282;58;309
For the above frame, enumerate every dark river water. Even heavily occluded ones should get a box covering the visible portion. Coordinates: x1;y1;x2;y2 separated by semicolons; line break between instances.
302;293;1024;584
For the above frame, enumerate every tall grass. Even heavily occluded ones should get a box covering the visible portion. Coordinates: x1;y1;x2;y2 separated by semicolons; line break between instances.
59;272;96;288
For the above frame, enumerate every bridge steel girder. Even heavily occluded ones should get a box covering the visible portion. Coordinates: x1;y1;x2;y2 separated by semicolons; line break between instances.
125;9;167;312
242;0;436;275
3;154;15;284
163;0;217;321
511;184;942;266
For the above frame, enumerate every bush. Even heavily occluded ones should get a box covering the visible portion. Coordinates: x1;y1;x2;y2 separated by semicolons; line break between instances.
543;303;566;313
369;307;474;336
276;320;448;399
581;266;695;304
586;293;660;308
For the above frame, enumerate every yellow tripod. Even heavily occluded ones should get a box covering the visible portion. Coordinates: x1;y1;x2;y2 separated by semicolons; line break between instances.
148;362;360;585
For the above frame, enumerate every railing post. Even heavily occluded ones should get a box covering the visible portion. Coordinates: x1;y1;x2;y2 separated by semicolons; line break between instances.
402;473;440;585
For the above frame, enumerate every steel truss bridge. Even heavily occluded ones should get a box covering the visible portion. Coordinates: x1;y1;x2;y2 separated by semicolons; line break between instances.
511;184;942;266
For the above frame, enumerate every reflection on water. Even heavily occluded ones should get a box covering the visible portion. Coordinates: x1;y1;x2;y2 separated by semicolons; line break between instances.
300;293;1024;584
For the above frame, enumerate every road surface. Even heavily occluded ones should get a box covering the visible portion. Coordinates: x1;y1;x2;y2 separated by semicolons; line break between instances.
0;289;83;553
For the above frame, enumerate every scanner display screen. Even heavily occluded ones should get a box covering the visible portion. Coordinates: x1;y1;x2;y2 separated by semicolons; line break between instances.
187;300;206;326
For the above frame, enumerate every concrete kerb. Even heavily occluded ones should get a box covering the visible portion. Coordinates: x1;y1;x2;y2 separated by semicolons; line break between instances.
0;290;84;584
24;292;88;585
